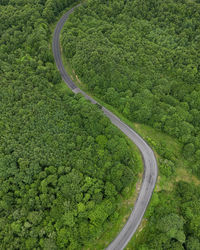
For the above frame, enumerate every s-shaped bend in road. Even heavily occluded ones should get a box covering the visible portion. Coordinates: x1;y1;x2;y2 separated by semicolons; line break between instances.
53;5;158;250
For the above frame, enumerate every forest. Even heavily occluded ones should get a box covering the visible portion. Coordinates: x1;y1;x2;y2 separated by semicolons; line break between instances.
134;181;200;249
0;0;140;249
61;0;200;249
62;0;200;177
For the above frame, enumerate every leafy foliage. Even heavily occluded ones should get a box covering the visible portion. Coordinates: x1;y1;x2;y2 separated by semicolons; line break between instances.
62;0;200;248
135;182;200;249
0;0;139;248
62;0;200;177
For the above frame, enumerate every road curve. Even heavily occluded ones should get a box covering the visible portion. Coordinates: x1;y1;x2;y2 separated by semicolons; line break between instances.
52;5;158;250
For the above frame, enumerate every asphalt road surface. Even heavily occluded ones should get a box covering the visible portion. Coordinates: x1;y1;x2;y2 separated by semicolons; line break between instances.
52;5;158;250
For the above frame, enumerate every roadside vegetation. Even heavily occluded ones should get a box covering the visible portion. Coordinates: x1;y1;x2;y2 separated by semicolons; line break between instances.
62;55;200;250
61;0;200;248
0;0;142;249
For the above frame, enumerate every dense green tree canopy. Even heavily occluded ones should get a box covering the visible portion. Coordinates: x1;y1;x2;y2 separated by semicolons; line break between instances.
135;181;200;249
61;0;200;248
62;0;200;177
0;0;140;248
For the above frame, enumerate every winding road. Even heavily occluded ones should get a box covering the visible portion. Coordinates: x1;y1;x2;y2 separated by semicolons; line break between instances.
52;5;158;250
